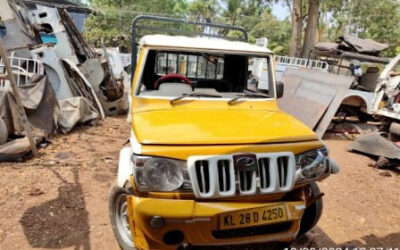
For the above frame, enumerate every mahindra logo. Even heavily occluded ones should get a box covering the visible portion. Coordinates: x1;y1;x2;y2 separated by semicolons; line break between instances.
233;154;257;172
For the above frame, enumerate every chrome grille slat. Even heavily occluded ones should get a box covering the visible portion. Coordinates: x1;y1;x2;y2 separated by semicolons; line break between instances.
194;160;210;194
279;157;285;187
222;161;230;191
242;172;246;190
258;158;270;189
200;163;206;192
217;160;230;192
221;165;225;190
277;156;290;188
188;152;295;198
221;161;227;191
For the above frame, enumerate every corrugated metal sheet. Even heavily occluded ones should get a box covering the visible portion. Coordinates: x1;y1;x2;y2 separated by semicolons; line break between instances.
349;132;400;159
278;68;354;137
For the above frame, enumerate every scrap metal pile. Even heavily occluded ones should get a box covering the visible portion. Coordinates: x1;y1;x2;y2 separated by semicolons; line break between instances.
276;35;400;172
0;0;128;161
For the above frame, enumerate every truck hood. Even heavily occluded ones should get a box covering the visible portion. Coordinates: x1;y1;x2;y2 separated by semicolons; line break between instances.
132;109;318;145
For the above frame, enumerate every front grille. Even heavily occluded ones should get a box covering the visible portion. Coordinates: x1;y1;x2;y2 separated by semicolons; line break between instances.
217;160;231;192
277;156;290;188
212;222;292;239
258;158;271;189
238;169;254;192
188;152;295;198
195;160;210;194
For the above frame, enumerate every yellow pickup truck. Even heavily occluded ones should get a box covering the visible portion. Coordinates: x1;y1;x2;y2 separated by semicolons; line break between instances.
109;16;339;250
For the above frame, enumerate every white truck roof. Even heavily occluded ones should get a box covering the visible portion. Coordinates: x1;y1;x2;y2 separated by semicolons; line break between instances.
139;35;273;55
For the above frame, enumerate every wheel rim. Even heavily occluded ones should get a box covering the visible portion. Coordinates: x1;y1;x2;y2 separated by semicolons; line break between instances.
115;193;134;248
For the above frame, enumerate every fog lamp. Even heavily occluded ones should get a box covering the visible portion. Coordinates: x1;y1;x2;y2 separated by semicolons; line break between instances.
149;216;165;229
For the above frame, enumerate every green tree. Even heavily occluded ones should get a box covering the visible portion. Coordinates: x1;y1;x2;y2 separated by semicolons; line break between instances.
282;0;320;57
222;0;269;29
84;0;292;54
83;0;183;49
301;0;319;57
250;12;291;55
83;0;400;58
221;0;290;54
189;0;220;23
282;0;400;57
321;0;400;57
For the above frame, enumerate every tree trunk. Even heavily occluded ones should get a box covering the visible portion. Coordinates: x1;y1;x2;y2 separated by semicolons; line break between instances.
289;0;303;57
302;0;320;58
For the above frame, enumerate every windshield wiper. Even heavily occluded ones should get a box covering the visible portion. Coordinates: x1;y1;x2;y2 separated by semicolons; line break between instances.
170;93;222;105
228;93;269;105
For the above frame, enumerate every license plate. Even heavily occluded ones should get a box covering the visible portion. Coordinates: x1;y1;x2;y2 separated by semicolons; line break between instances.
218;204;287;230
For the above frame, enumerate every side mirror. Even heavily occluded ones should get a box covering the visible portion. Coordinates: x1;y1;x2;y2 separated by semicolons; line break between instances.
276;81;284;99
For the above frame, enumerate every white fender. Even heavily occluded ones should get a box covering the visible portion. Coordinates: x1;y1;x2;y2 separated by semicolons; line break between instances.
117;147;133;188
342;90;374;114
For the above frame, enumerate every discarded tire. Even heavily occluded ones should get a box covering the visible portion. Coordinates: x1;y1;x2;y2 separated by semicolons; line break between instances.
0;117;8;145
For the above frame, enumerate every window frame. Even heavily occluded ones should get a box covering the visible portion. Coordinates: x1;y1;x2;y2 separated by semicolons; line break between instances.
154;51;225;80
134;48;277;99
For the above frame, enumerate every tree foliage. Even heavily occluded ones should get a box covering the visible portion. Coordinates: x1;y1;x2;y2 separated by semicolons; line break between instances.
188;0;220;22
84;0;180;50
83;0;290;55
247;10;291;54
321;0;400;57
207;0;291;54
83;0;400;57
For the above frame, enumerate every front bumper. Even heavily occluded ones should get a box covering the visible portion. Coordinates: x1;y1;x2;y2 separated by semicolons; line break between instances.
126;196;306;249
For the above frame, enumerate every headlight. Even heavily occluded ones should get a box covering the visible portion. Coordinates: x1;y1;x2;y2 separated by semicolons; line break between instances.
295;148;330;182
132;155;191;192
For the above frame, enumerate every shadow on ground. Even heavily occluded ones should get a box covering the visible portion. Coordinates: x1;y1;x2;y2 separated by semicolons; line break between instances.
192;227;400;250
19;166;90;249
304;227;400;248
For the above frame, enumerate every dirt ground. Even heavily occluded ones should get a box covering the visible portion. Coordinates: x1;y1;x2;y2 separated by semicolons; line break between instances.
0;116;399;250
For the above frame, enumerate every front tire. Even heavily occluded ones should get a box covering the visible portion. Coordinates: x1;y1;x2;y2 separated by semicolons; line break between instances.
109;185;136;250
298;182;323;235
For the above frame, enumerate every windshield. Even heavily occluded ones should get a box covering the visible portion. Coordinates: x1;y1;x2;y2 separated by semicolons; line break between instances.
136;50;275;99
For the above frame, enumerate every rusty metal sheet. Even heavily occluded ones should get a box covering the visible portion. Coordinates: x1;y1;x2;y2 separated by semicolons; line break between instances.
278;75;336;129
278;68;354;137
340;35;389;54
349;132;400;159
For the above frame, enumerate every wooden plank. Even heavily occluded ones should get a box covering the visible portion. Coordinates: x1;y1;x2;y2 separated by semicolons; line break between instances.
0;38;38;157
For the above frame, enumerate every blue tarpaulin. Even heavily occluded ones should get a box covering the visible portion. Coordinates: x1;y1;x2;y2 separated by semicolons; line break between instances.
40;33;57;44
0;27;6;38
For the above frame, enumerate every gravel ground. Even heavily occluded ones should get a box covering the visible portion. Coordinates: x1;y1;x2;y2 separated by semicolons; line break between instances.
0;116;399;249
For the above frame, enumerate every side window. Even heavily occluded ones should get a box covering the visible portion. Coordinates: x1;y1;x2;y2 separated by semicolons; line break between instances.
155;53;167;75
155;52;224;79
253;57;270;91
177;54;187;75
217;58;224;78
197;56;206;78
187;55;197;78
206;58;216;78
167;54;177;74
